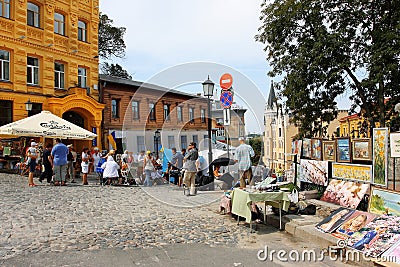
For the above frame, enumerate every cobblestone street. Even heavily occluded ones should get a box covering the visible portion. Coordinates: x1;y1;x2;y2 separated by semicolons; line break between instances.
0;173;349;266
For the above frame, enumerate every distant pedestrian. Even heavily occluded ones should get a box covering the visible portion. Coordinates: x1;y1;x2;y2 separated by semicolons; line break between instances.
137;150;145;183
170;147;184;169
183;142;198;196
81;147;90;185
27;141;39;187
66;145;76;183
92;147;101;172
234;137;255;188
39;143;53;183
101;156;120;185
50;138;69;186
143;151;155;186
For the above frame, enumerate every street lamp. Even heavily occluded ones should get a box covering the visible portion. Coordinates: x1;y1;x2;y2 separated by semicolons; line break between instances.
154;129;161;159
203;76;215;178
25;99;33;112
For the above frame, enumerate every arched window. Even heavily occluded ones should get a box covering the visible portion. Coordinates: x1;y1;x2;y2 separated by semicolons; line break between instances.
78;20;87;42
54;12;65;35
27;2;40;27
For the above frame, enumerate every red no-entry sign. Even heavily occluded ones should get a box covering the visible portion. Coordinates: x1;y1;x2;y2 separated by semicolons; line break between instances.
220;73;233;90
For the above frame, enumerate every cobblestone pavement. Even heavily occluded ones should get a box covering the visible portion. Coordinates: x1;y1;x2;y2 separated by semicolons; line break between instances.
0;173;247;260
0;173;350;266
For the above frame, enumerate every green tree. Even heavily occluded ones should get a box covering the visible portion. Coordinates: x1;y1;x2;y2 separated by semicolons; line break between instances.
256;0;400;137
98;13;126;59
100;62;132;79
249;136;262;165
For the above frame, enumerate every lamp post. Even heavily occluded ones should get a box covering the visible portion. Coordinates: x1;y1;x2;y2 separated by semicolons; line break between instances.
154;129;161;159
25;99;33;115
203;76;215;178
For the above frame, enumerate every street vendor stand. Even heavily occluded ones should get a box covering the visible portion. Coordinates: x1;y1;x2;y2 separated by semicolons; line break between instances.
231;188;291;230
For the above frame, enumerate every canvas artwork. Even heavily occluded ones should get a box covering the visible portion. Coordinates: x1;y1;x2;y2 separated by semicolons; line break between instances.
352;138;372;161
369;188;400;216
382;239;400;263
320;179;369;209
332;163;372;182
311;138;322;160
315;207;355;233
346;215;400;258
299;159;329;186
302;138;311;158
332;211;377;239
373;128;388;186
337;138;351;162
322;140;335;161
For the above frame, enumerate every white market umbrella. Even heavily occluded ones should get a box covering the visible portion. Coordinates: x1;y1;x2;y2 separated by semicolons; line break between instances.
0;111;96;140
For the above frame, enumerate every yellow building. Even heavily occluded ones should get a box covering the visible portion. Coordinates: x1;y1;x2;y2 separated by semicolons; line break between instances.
0;0;104;150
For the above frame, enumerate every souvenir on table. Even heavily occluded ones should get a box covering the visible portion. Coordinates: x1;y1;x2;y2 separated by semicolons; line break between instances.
299;159;329;186
369;187;400;216
346;215;400;258
315;207;354;233
301;138;311;159
332;211;377;239
322;140;335;161
373;128;388;186
320;179;369;209
336;137;351;163
352;138;372;161
382;239;400;264
311;138;322;160
332;163;372;182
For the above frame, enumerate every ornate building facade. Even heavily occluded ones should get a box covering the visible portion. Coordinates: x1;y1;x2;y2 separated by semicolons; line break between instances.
0;0;104;150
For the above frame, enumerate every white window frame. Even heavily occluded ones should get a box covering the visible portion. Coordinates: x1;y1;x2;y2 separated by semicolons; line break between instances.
54;62;65;89
78;20;87;42
77;67;87;88
54;12;65;35
0;0;10;19
131;100;139;120
27;2;40;27
189;107;194;123
0;50;10;81
177;106;183;122
27;56;39;85
200;108;206;123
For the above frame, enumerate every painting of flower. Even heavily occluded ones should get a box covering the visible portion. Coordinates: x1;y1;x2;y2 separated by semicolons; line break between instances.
373;128;388;186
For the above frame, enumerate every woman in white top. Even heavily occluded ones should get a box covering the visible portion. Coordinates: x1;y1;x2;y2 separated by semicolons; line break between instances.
81;147;90;185
101;156;120;185
92;147;101;171
143;151;155;186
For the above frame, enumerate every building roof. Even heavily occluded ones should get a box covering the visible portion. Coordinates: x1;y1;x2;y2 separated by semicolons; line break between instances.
99;74;205;99
266;81;277;109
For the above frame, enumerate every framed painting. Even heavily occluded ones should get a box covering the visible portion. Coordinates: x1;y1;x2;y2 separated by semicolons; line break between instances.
352;138;372;161
299;159;329;186
368;187;400;216
336;137;351;163
332;163;372;182
301;138;311;159
322;140;336;161
373;128;388;186
311;138;322;160
321;179;369;209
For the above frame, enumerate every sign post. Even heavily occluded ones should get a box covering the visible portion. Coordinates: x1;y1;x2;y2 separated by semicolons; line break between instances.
223;108;231;126
220;73;233;90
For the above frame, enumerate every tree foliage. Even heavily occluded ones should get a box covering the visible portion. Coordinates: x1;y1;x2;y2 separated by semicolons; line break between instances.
100;62;132;79
249;136;263;165
256;0;400;137
98;13;127;59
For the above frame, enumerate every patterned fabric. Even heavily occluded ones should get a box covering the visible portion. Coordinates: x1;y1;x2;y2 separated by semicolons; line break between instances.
234;144;255;171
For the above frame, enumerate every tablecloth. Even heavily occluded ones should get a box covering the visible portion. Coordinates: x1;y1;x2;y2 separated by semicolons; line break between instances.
231;188;290;223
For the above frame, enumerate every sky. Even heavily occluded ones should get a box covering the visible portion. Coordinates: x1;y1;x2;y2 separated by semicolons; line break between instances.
99;1;349;134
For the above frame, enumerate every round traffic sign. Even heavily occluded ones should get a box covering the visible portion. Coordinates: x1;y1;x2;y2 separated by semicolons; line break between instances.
220;91;233;108
220;73;233;90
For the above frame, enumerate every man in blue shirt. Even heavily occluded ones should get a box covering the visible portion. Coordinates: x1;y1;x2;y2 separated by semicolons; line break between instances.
50;138;69;186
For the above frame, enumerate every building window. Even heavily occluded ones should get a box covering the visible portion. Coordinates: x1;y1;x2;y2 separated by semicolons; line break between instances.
77;67;87;88
177;106;183;122
203;135;209;148
27;56;39;85
137;136;145;153
0;100;12;126
180;135;187;150
0;0;10;19
149;103;155;121
0;50;10;81
131;101;139;120
78;20;87;42
189;107;194;123
54;62;64;89
54;12;65;35
28;103;42;117
200;108;206;123
111;99;120;119
279;128;282;137
163;104;170;121
168;136;175;149
27;2;40;27
193;135;198;145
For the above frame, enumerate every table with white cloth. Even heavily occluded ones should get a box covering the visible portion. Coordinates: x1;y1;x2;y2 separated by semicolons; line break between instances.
231;188;291;230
